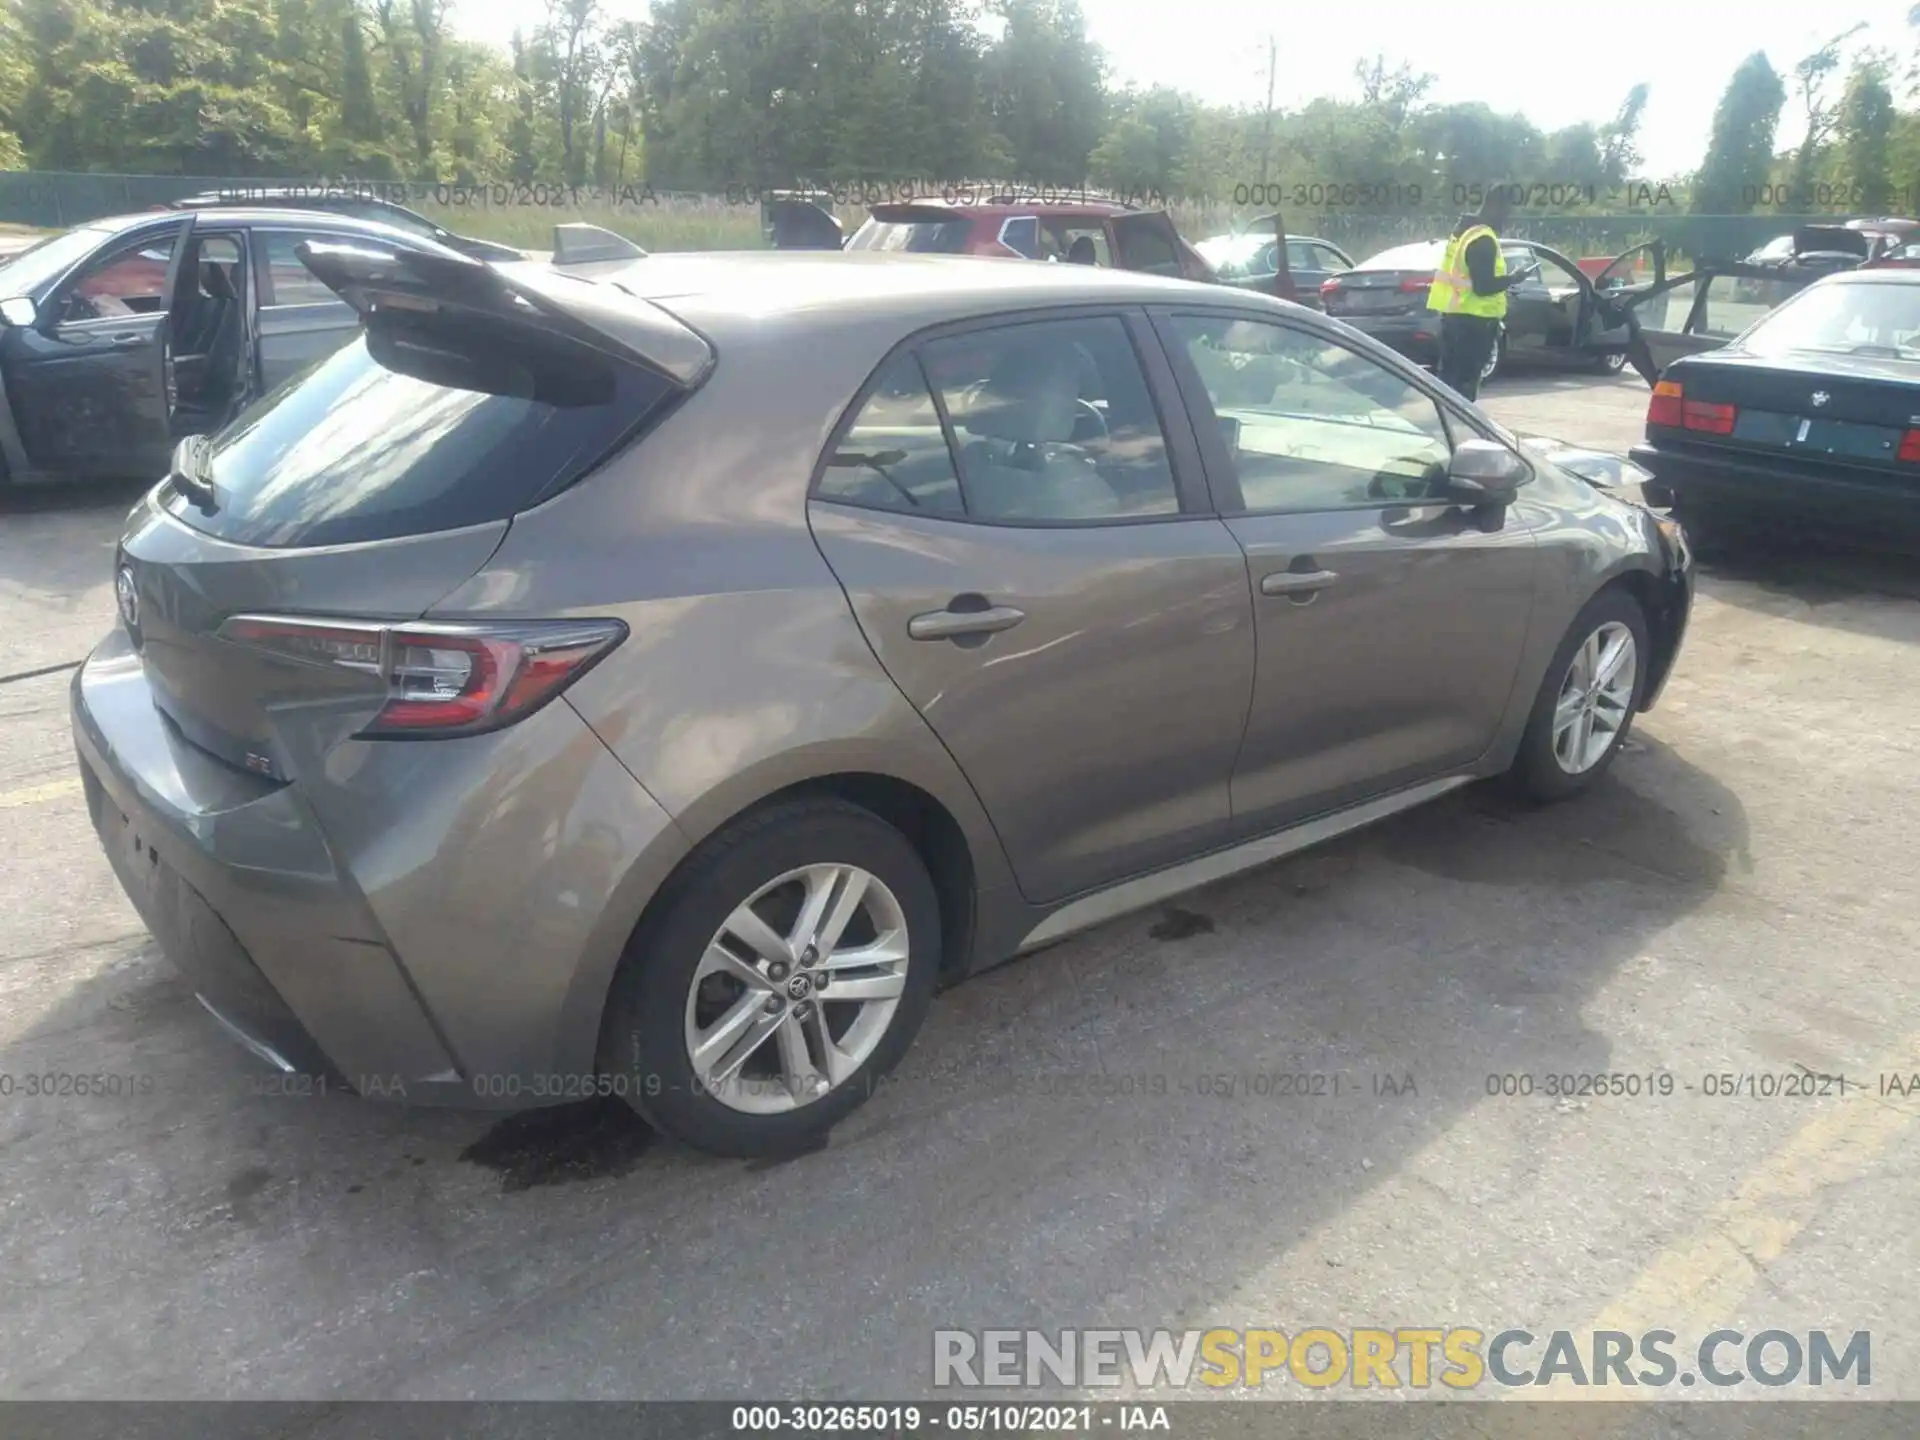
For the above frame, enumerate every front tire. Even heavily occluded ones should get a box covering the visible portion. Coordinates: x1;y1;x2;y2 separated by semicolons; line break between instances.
1507;588;1649;803
599;797;941;1158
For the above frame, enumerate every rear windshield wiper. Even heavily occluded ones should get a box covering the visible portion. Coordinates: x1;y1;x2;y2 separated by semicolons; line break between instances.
168;435;220;513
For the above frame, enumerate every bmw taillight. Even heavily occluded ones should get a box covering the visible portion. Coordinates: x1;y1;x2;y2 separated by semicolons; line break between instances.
1648;379;1738;435
1399;276;1431;293
1899;429;1920;463
1647;380;1684;428
215;615;627;737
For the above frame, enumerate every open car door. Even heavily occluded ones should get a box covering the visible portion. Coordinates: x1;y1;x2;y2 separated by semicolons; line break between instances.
1620;260;1818;378
1109;210;1215;284
764;197;846;251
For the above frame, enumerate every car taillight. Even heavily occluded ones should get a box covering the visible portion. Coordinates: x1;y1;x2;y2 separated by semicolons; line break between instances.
1683;400;1737;435
1399;276;1431;293
216;615;627;737
1647;380;1685;428
1899;429;1920;463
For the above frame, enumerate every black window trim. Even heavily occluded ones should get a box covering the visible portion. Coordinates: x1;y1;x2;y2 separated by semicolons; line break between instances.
1145;301;1535;518
808;303;1213;529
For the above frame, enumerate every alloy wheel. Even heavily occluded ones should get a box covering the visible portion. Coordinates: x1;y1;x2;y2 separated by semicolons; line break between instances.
1552;621;1637;774
683;863;910;1114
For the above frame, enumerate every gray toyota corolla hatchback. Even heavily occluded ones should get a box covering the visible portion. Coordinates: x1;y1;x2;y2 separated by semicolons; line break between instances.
73;227;1694;1157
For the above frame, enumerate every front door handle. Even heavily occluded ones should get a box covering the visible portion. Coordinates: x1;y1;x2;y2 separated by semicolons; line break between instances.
1260;569;1339;597
108;332;145;346
908;604;1026;641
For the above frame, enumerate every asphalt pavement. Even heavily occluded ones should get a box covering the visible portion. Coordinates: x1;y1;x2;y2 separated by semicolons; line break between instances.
3;370;1919;1410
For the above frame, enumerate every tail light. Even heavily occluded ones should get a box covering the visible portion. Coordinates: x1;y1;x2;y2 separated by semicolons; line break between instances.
1649;381;1738;434
1899;429;1920;463
216;615;627;738
1399;276;1431;293
1320;277;1341;295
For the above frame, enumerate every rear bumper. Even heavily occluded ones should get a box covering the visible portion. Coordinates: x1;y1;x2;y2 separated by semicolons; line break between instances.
1630;440;1920;537
71;627;690;1108
1330;314;1436;362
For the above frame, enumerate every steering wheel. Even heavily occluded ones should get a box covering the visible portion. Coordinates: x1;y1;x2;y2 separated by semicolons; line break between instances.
1071;399;1109;444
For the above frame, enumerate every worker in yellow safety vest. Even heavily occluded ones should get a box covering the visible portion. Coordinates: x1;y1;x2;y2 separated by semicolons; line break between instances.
1426;184;1538;401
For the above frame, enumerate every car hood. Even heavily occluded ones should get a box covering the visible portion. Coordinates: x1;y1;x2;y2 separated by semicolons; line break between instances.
1516;433;1655;496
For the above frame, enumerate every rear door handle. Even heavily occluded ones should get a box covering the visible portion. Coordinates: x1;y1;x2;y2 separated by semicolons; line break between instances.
1260;569;1339;597
908;604;1026;641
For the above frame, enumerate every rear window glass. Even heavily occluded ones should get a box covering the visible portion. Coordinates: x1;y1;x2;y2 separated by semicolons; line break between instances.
164;310;677;547
846;219;974;253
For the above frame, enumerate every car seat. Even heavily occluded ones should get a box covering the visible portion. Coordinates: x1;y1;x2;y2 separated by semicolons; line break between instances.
1065;236;1100;266
955;341;1118;520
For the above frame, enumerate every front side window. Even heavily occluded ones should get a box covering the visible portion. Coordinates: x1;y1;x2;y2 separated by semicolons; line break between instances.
1170;314;1454;511
56;236;177;322
998;217;1041;258
920;316;1180;522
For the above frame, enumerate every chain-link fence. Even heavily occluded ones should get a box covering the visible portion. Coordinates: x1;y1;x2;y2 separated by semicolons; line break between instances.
0;170;1870;266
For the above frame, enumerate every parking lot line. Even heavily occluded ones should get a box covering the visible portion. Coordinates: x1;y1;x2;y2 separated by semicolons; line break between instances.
0;776;81;809
1545;1034;1920;1404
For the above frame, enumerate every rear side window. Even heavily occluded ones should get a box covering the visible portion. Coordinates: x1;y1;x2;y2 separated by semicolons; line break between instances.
165;311;677;547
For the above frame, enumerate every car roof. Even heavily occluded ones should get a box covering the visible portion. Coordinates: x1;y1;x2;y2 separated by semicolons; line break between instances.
85;206;424;233
510;249;1268;332
865;199;1138;220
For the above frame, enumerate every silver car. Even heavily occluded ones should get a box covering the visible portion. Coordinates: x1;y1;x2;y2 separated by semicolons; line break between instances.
72;229;1694;1158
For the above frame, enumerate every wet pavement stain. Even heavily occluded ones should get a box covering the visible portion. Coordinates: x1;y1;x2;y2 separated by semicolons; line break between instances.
460;1097;656;1192
1149;906;1216;941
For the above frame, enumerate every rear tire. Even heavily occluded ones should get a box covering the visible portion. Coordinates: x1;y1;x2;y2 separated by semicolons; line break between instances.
599;797;941;1159
1506;588;1649;804
1481;330;1507;385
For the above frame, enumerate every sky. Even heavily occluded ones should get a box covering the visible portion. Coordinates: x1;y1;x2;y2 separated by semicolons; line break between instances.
452;0;1918;179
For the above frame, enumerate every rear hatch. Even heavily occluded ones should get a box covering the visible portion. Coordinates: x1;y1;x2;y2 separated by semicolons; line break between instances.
117;231;706;781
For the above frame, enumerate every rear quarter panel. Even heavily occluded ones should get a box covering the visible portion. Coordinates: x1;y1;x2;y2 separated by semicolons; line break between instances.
423;307;1024;1000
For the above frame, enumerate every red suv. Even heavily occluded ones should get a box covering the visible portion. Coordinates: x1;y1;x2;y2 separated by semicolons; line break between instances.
769;195;1218;283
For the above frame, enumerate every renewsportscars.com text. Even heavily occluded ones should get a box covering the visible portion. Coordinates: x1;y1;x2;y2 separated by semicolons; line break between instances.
933;1327;1870;1391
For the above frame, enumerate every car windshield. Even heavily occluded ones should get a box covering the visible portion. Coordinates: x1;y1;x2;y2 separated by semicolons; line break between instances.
0;224;119;294
845;218;974;253
1738;280;1920;359
1360;240;1445;271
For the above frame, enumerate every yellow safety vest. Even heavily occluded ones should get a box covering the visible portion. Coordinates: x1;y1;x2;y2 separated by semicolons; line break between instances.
1426;224;1507;318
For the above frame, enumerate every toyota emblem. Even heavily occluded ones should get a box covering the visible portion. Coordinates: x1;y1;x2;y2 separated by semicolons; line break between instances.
1811;391;1830;407
785;973;814;1002
115;566;139;631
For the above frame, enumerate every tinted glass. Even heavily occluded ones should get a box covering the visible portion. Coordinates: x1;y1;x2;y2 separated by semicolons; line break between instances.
259;230;341;306
1114;222;1181;274
0;225;120;295
164;312;676;547
818;353;966;516
56;234;178;322
845;220;974;253
921;316;1179;522
1740;280;1920;358
1172;314;1454;511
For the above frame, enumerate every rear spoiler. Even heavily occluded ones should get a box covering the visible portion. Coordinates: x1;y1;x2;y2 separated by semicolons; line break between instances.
294;236;713;386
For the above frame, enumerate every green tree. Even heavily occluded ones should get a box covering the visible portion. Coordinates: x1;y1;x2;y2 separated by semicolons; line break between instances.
1692;52;1787;214
982;0;1105;183
1838;58;1897;211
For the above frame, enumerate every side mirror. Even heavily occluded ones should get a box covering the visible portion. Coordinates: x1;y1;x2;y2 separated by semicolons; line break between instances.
1443;438;1530;505
0;296;38;328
